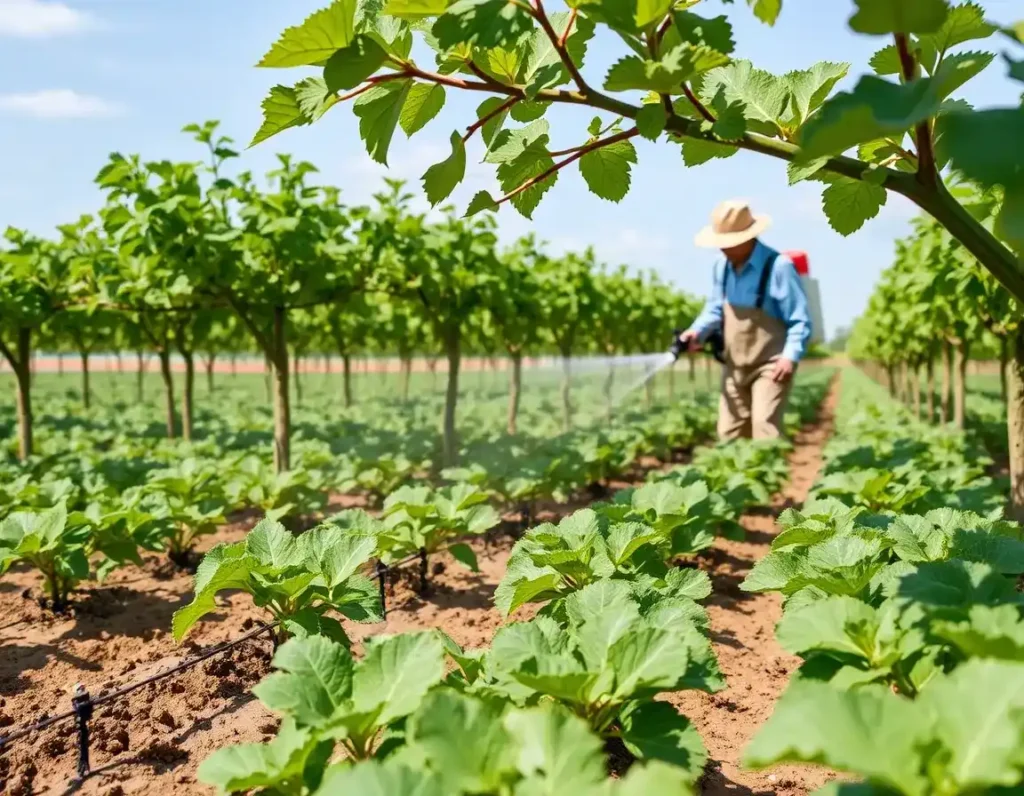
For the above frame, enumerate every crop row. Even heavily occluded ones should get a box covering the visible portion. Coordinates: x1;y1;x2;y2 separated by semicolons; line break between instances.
739;368;1024;794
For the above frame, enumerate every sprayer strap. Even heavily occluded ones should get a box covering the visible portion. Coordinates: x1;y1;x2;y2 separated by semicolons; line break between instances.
720;252;779;310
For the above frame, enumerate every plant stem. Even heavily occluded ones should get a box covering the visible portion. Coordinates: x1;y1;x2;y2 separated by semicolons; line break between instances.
894;33;937;189
683;83;715;123
463;96;518;143
532;0;590;94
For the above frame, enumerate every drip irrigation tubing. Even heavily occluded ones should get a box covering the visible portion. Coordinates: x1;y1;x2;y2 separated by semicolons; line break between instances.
0;619;279;753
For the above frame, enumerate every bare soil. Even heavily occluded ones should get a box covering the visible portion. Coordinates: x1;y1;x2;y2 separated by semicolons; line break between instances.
0;382;838;796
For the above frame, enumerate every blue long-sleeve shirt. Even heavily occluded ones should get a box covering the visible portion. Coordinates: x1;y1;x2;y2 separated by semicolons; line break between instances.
686;241;812;363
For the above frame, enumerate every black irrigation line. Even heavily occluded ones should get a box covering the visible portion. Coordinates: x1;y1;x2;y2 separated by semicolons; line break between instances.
0;619;280;780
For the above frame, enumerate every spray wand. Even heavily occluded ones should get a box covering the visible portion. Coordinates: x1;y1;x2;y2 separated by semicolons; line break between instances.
668;328;725;364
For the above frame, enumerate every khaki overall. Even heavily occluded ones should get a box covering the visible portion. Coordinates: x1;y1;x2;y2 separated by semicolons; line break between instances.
718;261;793;440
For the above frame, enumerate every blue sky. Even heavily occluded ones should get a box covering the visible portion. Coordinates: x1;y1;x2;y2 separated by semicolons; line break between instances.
0;0;1020;339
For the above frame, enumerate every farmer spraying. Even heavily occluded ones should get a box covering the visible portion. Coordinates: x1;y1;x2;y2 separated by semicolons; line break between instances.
677;200;812;440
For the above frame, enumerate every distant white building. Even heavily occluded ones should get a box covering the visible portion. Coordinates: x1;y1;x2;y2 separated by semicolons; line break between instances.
784;251;825;345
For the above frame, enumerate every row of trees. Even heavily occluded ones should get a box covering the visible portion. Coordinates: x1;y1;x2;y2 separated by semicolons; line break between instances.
848;207;1020;498
0;122;701;469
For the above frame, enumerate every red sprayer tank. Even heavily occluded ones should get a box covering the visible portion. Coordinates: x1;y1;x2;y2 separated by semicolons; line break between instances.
783;250;824;344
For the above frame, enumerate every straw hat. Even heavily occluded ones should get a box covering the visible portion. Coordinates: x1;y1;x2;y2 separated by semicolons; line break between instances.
694;200;772;248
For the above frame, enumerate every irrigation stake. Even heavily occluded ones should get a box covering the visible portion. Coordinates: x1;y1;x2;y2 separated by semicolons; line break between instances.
375;560;388;618
71;683;93;781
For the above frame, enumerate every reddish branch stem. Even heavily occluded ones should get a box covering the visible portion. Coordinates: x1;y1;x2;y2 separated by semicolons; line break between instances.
532;0;590;93
683;84;715;123
894;33;937;188
497;128;639;207
558;8;578;47
463;96;518;142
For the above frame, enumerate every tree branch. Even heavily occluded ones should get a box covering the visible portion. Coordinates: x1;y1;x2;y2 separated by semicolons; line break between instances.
558;8;578;47
683;84;715;123
498;128;639;207
894;33;937;189
463;97;518;143
532;0;590;94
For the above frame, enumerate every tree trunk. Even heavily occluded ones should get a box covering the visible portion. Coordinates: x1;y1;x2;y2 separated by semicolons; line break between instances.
917;362;925;420
1000;336;1008;402
561;355;573;431
401;355;412;401
1007;327;1024;521
13;328;32;461
264;355;272;402
953;342;968;430
181;349;195;442
293;353;303;406
80;351;91;410
925;356;935;424
230;354;238;376
136;350;145;403
507;351;522;435
115;351;123;374
886;364;896;398
604;360;616;420
428;356;438;390
342;353;353;407
941;343;953;424
443;334;461;467
204;355;215;393
57;354;63;376
272;307;290;472
158;350;177;439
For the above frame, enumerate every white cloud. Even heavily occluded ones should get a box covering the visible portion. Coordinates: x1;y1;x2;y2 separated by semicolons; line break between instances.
0;0;94;38
0;89;123;118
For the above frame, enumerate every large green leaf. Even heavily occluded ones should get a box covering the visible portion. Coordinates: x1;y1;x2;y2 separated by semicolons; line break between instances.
822;177;888;235
701;59;790;135
350;631;446;724
579;140;637;202
258;1;358;67
798;75;942;160
744;680;929;794
608;627;689;698
504;705;607;792
400;83;446;135
353;80;413;164
198;719;316;794
422;132;466;206
604;44;729;94
432;0;534;50
323;35;389;91
619;701;707;779
314;758;445;795
931;604;1024;661
848;0;949;35
251;85;310;147
252;636;355;727
247;518;304;570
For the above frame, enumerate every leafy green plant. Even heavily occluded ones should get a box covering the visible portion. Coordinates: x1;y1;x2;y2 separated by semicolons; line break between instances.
67;493;162;580
494;506;713;619
224;454;327;520
0;503;86;611
143;458;228;565
745;660;1024;795
379;483;500;585
594;481;720;557
172;517;381;643
469;582;717;778
198;631;446;793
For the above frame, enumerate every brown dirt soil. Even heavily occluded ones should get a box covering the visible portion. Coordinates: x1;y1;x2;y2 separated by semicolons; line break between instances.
0;381;838;796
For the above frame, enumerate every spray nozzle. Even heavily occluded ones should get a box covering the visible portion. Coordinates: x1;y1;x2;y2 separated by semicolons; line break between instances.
669;328;684;361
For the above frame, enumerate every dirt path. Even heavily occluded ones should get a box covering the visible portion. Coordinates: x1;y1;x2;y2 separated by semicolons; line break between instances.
0;383;839;795
672;376;839;796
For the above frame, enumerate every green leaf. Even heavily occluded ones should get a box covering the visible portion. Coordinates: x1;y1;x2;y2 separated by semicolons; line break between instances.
496;140;556;219
323;35;388;91
197;719;315;794
432;0;534;50
869;45;903;75
931;51;995;100
635;104;667;140
254;636;354;727
619;701;707;779
671;11;735;55
747;0;782;26
788;156;830;184
700;59;790;134
251;85;309;147
172;547;253;641
605;44;730;94
635;0;672;30
797;75;942;161
351;631;446;724
744;680;929;792
294;77;340;123
920;2;997;53
932;604;1024;661
422;132;466;206
608;628;690;699
680;138;737;166
475;97;512;149
247;518;304;570
448;541;479;571
579;140;637;202
711;101;747;140
775;595;878;658
822;177;888;235
785;62;851;129
353;80;413;164
504;704;607;791
383;0;450;19
258;0;358;67
848;0;949;35
519;12;595;97
465;190;499;216
315;759;445;795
